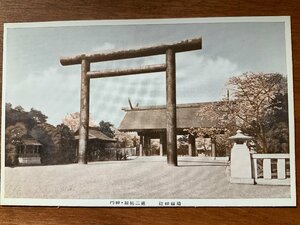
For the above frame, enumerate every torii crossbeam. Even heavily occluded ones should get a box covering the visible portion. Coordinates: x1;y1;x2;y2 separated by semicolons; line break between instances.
60;37;202;166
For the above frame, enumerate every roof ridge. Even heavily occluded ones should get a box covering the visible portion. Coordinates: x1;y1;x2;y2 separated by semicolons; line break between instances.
121;101;222;111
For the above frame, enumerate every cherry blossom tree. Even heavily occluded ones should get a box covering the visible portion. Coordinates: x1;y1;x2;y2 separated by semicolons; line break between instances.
191;72;287;153
62;112;97;132
226;72;286;152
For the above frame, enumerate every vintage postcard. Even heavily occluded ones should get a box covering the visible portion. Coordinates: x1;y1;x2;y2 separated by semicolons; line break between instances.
1;17;296;207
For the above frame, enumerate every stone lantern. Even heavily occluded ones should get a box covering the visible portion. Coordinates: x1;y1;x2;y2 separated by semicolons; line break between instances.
229;130;254;184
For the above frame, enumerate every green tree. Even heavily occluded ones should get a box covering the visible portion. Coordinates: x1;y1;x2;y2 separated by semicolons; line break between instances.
5;122;27;166
5;103;47;130
29;108;48;124
5;122;27;146
98;120;115;138
30;123;60;164
264;92;289;153
56;124;76;163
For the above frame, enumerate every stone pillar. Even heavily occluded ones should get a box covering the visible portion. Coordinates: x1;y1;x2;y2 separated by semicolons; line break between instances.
78;59;90;164
144;135;151;156
159;144;163;156
139;135;144;156
211;141;216;159
159;138;164;156
166;48;177;166
159;133;164;156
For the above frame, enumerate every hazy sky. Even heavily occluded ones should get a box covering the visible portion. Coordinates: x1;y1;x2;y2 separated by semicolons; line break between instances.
4;19;287;127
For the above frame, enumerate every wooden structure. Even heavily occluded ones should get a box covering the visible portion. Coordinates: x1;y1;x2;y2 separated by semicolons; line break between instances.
74;127;117;161
118;102;220;157
17;137;42;165
60;38;202;166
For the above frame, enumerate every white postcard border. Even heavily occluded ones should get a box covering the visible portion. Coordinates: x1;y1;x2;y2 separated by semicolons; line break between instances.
1;16;296;207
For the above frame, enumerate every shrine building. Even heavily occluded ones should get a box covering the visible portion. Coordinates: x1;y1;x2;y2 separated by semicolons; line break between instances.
118;101;222;157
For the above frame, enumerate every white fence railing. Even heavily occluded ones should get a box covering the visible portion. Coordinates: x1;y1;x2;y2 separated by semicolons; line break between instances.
251;153;290;185
18;156;41;165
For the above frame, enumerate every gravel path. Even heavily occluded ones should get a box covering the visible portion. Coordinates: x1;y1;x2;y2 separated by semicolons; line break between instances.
4;156;290;199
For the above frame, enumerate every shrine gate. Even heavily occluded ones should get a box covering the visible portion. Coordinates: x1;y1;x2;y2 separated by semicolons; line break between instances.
60;37;202;166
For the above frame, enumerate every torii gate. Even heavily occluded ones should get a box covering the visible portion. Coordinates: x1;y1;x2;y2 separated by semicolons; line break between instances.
60;37;202;166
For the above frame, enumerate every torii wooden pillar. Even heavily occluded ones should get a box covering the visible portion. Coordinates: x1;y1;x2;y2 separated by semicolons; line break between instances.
60;38;202;166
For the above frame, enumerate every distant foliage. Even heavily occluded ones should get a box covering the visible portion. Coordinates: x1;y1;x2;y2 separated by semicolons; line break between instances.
62;112;97;132
264;92;289;153
30;123;77;164
177;135;189;156
56;124;76;163
114;130;137;148
5;122;27;146
29;108;48;124
5;103;48;166
98;120;115;138
150;139;160;155
5;122;27;166
5;103;48;130
178;135;188;144
30;123;60;164
5;103;76;165
186;127;232;157
191;72;288;153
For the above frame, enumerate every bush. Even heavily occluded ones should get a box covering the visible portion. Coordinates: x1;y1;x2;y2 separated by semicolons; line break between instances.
5;144;18;167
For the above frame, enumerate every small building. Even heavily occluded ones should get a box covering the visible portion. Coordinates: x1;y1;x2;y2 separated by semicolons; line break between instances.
74;127;117;161
17;136;42;165
118;102;221;157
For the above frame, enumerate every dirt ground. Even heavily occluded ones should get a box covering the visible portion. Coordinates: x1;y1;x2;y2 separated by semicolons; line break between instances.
4;156;290;199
